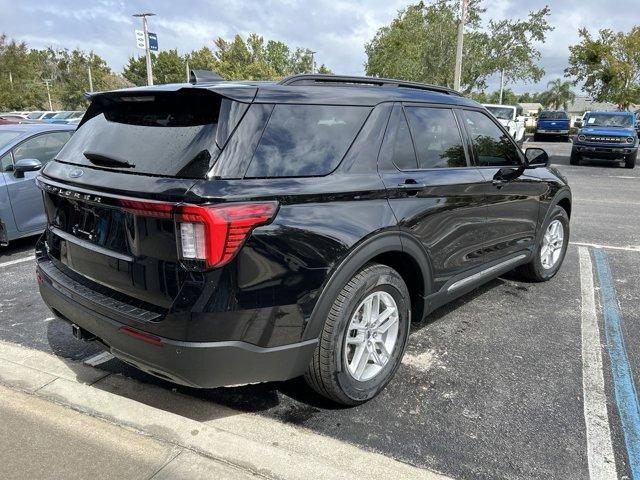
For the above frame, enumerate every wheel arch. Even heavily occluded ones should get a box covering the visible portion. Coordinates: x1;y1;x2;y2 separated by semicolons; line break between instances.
302;230;433;341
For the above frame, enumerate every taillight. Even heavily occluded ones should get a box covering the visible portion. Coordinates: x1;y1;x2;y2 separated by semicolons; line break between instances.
117;199;278;270
175;202;278;269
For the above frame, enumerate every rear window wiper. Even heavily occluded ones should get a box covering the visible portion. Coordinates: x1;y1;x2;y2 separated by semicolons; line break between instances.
83;151;134;168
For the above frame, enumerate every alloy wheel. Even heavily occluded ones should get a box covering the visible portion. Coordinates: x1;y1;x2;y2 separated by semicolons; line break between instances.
541;219;564;270
344;291;400;381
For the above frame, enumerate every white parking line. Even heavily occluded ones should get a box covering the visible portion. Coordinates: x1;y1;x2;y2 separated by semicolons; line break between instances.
0;255;35;268
571;242;640;253
83;351;114;367
578;247;617;479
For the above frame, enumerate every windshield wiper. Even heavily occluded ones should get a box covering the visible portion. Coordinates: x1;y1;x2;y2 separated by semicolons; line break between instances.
83;151;134;168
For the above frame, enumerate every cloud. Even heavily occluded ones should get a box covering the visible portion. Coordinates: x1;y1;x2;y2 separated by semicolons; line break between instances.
1;0;637;94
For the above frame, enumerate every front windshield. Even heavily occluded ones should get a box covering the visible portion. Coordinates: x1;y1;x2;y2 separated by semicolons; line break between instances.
26;112;44;119
585;114;633;128
485;107;514;121
52;112;72;119
0;131;21;148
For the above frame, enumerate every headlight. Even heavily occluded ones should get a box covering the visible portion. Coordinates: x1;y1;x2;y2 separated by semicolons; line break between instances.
578;134;586;141
626;137;635;143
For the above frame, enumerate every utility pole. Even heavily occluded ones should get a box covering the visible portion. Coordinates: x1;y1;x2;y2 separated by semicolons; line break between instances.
499;69;505;104
453;0;468;91
8;71;12;90
186;60;190;83
309;51;316;74
88;65;94;92
133;12;155;86
43;80;53;110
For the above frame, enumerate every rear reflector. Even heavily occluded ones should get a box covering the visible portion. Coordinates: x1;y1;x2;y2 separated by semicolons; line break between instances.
118;326;163;346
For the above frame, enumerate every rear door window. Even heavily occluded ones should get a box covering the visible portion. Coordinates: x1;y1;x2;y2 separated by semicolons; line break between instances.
245;104;370;178
404;107;467;169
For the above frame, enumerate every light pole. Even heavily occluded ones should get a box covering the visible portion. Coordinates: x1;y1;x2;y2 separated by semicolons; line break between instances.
309;51;316;74
453;0;468;91
43;79;53;110
133;12;155;86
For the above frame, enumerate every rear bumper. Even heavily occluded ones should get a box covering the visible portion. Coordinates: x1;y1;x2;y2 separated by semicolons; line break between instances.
37;258;317;388
573;144;637;159
536;129;569;135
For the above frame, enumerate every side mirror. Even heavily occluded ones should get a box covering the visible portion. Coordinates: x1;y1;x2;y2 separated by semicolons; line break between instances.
525;148;549;168
14;158;42;178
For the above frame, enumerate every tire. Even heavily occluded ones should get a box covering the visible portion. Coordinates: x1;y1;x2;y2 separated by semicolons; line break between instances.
515;205;569;282
304;263;411;406
570;150;581;165
625;151;637;169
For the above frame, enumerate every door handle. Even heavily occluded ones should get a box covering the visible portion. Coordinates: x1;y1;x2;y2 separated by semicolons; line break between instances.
492;178;506;188
398;180;426;190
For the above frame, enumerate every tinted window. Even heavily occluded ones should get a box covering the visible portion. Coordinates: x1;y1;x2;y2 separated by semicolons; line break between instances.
14;131;73;165
390;108;418;170
463;110;521;167
405;107;467;169
245;105;370;178
58;90;224;178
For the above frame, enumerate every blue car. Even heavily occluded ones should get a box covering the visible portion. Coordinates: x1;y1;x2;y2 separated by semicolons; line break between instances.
571;111;638;169
1;124;75;245
534;110;570;142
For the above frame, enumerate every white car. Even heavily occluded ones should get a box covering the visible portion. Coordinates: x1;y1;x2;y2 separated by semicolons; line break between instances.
483;104;526;143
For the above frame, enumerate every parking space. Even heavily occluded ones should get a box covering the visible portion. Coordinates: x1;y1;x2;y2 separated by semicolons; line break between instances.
1;139;639;479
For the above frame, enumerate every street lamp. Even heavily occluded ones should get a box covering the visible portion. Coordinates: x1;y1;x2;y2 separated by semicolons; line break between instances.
309;51;317;74
133;12;156;86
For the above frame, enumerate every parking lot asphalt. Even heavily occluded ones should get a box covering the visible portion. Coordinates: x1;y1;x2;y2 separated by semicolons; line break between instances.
1;137;638;480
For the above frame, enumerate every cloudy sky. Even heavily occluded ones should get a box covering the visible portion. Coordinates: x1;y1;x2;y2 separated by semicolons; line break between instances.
0;0;635;93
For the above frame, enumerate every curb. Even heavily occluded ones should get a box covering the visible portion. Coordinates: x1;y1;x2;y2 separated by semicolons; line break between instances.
0;340;452;480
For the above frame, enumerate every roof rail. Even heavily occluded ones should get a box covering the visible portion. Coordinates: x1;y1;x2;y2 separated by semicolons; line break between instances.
278;74;462;96
189;69;225;84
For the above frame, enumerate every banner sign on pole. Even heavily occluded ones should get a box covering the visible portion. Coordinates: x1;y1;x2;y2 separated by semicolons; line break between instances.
148;33;159;51
135;30;145;50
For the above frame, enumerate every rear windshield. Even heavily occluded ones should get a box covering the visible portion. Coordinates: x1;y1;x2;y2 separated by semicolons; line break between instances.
56;90;246;178
245;104;370;178
539;111;568;120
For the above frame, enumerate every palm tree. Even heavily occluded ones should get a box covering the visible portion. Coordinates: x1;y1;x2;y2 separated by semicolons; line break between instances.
541;79;576;110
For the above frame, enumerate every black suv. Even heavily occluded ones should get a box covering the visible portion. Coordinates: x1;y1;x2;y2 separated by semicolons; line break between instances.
36;74;571;405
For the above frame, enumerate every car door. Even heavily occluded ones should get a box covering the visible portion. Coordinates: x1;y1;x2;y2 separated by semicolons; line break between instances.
378;103;487;292
460;109;545;264
4;131;73;232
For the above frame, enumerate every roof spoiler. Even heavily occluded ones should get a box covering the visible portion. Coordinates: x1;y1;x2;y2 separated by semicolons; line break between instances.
189;70;225;84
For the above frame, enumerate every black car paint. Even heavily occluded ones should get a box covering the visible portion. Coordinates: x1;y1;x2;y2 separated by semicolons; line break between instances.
36;79;570;389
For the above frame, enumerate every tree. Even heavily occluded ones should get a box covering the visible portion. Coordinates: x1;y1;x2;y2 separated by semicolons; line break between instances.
566;27;640;109
154;50;187;84
55;49;111;109
122;55;148;86
364;1;552;94
539;79;575;110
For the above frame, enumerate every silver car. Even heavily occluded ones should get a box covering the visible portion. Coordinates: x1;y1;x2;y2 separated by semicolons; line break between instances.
0;124;75;245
